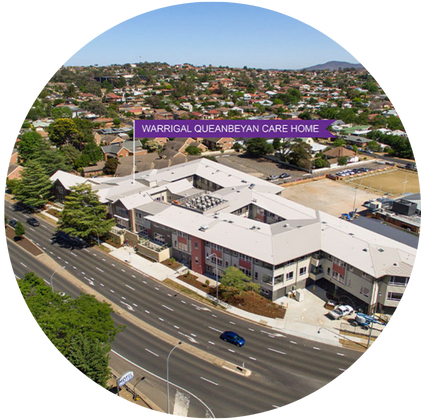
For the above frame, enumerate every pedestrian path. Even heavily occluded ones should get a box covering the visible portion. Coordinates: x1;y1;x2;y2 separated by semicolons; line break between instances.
108;245;373;349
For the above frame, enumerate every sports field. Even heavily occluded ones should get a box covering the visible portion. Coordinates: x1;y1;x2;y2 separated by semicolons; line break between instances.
344;169;420;197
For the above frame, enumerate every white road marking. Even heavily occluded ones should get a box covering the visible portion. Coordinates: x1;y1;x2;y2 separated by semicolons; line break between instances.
249;356;257;361
337;353;345;357
125;284;135;291
145;310;150;314
159;317;164;322
208;326;223;333
173;325;180;329
96;267;104;273
200;377;218;386
162;305;174;312
20;262;27;268
313;347;321;351
110;290;115;293
248;328;255;332
229;321;235;325
268;348;286;355
70;252;77;257
290;341;297;345
145;348;159;357
228;349;235;353
208;341;215;345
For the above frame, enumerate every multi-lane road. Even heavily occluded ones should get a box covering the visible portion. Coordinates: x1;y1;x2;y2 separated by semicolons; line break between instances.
5;200;362;417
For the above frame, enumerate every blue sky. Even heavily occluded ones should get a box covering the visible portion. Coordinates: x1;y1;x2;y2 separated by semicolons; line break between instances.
64;2;358;69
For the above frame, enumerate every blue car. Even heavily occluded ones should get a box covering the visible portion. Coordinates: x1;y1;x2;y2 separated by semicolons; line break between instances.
220;331;245;347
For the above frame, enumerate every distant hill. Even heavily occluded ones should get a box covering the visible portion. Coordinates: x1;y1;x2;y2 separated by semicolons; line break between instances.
303;61;365;71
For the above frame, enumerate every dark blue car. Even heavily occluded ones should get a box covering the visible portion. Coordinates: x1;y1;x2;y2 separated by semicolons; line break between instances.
220;331;245;347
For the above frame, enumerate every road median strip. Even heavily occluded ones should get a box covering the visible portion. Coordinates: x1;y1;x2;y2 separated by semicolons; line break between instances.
12;242;252;377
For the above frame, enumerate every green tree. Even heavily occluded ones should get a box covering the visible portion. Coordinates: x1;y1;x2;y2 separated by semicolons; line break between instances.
1;213;7;227
48;118;79;147
18;272;123;387
14;160;52;210
338;156;348;166
17;131;49;164
57;184;115;240
74;141;103;168
185;145;202;156
51;106;73;119
246;138;274;157
67;333;111;388
288;140;312;168
103;158;119;175
219;266;260;301
14;221;25;239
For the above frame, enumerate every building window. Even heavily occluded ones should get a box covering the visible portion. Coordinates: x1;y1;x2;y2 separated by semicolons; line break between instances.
387;292;403;301
195;256;199;264
332;270;345;284
194;242;198;250
360;286;370;297
286;271;294;280
299;267;307;276
274;274;283;284
389;277;409;286
154;233;165;245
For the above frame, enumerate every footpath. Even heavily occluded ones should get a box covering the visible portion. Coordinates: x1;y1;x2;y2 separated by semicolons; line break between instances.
107;244;383;350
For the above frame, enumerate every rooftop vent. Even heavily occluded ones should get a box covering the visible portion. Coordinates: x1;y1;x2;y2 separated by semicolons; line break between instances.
199;225;209;231
363;248;368;252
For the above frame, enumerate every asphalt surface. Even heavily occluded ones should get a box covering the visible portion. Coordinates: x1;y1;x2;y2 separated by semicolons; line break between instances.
5;199;361;417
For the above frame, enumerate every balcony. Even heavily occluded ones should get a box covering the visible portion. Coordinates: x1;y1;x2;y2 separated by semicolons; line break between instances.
309;265;324;280
135;237;171;262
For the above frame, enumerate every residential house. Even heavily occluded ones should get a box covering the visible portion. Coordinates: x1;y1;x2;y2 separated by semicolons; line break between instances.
202;137;234;151
104;92;123;103
322;146;359;167
9;149;18;165
7;163;23;180
101;140;147;160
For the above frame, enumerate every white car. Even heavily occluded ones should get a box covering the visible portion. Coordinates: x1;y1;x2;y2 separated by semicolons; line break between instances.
328;305;354;320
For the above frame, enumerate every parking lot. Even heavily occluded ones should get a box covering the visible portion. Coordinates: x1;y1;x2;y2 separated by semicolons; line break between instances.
216;154;316;182
215;154;403;217
216;153;394;185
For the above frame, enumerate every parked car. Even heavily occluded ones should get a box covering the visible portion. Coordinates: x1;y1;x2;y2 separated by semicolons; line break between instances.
8;219;18;228
26;217;40;227
328;305;354;320
220;331;245;347
279;173;290;179
267;174;279;180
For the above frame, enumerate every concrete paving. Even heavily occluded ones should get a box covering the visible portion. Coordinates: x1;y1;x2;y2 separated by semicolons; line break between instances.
109;245;378;349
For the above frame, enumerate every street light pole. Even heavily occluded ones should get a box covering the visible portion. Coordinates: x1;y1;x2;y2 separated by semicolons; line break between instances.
167;341;182;414
50;265;66;293
207;253;219;305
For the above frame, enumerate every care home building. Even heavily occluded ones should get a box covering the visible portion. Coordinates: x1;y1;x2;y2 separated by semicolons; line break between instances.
51;158;416;314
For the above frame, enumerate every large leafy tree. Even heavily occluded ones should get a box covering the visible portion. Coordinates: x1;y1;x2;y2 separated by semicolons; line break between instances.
18;272;124;387
219;266;260;301
48;118;79;147
17;131;49;164
245;138;274;157
14;160;52;210
57;184;115;240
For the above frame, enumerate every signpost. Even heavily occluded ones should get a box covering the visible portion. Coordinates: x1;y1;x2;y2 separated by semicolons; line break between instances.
116;370;134;396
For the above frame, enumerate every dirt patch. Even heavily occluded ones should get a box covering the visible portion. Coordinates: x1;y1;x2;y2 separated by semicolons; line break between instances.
345;168;420;196
281;178;380;217
5;226;43;256
161;258;183;270
176;273;286;319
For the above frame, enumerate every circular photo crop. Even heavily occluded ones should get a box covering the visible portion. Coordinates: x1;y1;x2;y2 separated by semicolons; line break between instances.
2;1;419;420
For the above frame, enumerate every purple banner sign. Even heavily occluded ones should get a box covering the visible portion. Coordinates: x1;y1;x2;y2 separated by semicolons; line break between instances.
134;119;334;138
